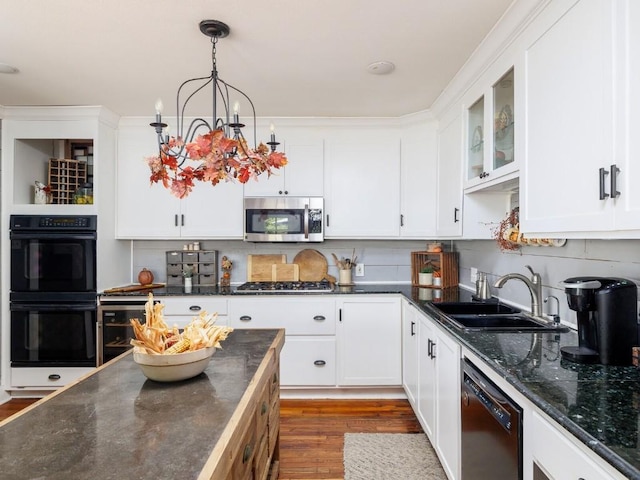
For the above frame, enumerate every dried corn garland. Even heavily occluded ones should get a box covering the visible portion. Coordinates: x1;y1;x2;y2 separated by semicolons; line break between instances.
130;293;233;354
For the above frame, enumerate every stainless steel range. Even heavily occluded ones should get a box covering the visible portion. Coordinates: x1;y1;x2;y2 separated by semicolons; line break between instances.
236;280;333;293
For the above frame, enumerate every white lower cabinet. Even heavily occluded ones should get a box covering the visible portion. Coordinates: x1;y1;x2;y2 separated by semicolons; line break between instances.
280;337;336;386
530;410;623;480
415;309;460;480
227;297;336;387
156;297;228;329
402;301;421;406
336;296;402;386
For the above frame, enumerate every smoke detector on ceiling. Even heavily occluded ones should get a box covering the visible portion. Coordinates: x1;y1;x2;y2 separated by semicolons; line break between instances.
0;63;18;74
367;61;395;75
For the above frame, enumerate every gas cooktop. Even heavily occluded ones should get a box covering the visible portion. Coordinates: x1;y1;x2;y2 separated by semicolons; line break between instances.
236;280;333;293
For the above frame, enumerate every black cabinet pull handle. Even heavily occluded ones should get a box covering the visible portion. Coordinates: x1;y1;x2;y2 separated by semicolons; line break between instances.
313;315;326;321
174;214;179;227
326;214;330;227
410;321;415;337
189;305;202;311
599;167;610;200
454;207;460;223
181;214;185;226
610;164;620;198
239;315;252;322
314;360;326;366
48;374;61;381
339;308;342;322
400;214;404;227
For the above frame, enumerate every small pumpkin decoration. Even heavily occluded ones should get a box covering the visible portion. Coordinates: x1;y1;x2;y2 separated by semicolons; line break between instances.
138;268;154;285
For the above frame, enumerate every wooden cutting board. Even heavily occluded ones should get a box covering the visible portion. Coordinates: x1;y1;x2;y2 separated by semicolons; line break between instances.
272;263;300;282
293;249;336;283
247;254;287;281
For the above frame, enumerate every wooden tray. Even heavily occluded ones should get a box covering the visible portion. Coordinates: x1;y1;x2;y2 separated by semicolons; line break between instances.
103;283;165;294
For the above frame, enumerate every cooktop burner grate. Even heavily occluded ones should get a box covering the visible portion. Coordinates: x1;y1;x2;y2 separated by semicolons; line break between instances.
236;280;333;293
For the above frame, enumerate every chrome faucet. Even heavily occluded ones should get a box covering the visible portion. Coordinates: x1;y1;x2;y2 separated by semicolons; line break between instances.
493;265;543;317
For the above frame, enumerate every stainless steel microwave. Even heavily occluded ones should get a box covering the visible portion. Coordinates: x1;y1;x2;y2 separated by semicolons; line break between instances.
244;197;324;242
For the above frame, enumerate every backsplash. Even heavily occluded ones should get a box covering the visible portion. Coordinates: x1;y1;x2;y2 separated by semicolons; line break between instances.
130;238;640;329
130;239;435;286
455;239;640;328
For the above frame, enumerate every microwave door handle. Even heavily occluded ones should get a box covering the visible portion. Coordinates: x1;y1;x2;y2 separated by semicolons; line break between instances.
304;204;310;239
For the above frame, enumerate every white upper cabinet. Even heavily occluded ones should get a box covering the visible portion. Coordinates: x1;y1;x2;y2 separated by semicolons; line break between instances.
243;127;324;197
435;111;463;237
324;129;401;238
116;120;243;239
521;0;640;236
464;68;518;192
400;117;438;238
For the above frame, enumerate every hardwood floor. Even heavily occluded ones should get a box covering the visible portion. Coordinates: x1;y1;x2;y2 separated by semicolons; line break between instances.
279;399;423;480
0;398;423;479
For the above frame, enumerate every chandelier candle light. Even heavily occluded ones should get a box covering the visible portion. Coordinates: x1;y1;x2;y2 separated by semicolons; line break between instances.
147;20;287;198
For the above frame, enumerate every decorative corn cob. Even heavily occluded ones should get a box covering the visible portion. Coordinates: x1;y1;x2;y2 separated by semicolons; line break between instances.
164;338;191;354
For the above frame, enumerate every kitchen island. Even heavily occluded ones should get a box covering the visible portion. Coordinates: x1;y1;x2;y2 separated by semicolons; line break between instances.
0;328;284;480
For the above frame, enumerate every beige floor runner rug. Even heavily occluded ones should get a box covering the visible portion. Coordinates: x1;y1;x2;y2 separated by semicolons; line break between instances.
343;433;448;480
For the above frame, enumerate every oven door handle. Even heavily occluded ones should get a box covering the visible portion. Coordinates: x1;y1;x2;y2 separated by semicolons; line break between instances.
10;303;96;311
10;232;96;240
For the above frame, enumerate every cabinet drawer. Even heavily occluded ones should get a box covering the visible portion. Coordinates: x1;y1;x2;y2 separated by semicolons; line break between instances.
229;298;335;335
255;379;271;438
198;263;216;274
11;367;95;388
231;416;257;480
158;297;228;316
254;432;269;480
280;337;336;386
532;411;613;479
166;263;183;275
268;400;280;456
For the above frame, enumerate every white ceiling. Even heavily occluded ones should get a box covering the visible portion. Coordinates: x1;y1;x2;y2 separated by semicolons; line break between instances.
0;0;514;118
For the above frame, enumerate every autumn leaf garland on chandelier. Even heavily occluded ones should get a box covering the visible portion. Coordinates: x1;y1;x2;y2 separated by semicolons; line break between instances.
147;128;287;199
147;19;288;199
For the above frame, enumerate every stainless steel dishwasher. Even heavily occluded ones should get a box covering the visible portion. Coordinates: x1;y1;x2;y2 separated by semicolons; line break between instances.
461;358;522;479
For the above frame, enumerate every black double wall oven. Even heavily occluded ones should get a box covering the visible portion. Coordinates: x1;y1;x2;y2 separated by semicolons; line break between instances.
10;215;98;369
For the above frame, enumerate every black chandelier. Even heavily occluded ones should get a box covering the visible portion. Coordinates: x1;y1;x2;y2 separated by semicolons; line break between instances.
147;20;287;198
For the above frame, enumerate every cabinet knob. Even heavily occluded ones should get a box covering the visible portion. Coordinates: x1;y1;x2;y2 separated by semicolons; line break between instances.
279;190;283;194
314;360;326;366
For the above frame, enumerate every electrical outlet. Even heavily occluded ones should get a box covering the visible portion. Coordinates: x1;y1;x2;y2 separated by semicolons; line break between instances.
470;267;478;283
355;263;365;277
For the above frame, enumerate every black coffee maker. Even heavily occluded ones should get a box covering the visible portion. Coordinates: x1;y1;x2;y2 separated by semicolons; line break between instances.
561;277;638;365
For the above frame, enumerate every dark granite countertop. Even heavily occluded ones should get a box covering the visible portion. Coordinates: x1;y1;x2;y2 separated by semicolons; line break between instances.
98;283;640;478
0;329;284;480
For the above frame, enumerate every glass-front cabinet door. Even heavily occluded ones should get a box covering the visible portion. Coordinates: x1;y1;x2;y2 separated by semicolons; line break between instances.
467;97;484;181
493;68;515;171
464;67;517;191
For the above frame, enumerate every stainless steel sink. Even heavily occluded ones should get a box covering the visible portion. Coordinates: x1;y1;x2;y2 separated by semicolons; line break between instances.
432;302;521;315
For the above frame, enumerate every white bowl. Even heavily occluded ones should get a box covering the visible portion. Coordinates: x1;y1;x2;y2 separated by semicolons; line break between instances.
133;347;216;382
